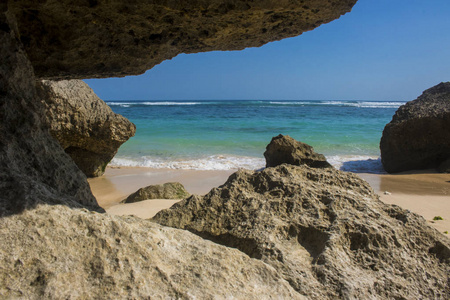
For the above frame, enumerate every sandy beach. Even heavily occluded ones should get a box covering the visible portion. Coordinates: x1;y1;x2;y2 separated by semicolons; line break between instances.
88;166;450;234
88;167;235;219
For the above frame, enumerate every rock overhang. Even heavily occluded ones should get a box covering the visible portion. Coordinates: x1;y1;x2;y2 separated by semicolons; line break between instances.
7;0;358;79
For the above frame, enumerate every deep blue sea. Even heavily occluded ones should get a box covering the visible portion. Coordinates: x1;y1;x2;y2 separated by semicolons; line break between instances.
107;100;405;173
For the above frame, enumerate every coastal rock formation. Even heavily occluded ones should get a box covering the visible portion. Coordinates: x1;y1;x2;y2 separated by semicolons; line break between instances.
7;0;357;79
380;82;450;173
38;80;136;177
438;159;450;173
0;204;303;299
0;10;99;216
154;165;450;299
264;134;332;168
8;1;449;299
123;182;190;203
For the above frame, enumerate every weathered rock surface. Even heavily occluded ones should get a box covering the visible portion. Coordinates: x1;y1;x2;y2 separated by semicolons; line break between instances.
38;79;136;177
264;134;332;168
0;204;304;299
7;0;357;79
0;9;99;216
154;165;450;299
123;182;190;203
380;82;450;173
438;158;450;173
7;1;448;299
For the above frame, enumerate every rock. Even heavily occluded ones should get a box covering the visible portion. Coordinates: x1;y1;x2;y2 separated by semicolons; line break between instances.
7;0;357;79
123;182;190;203
380;82;450;173
37;79;136;177
0;204;303;299
0;10;100;216
264;134;332;168
438;158;450;173
154;165;450;299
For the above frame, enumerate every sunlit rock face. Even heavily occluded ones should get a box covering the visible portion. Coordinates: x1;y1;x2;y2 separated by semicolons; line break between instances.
154;165;450;299
264;134;332;168
8;0;357;79
0;205;304;299
38;79;136;177
380;82;450;173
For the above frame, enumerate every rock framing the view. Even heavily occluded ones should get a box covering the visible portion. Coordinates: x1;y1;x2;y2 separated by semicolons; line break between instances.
380;82;450;173
7;0;357;79
2;1;449;299
154;164;450;299
38;79;136;177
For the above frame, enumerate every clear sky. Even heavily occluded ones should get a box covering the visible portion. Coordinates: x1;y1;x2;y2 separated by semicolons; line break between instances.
84;0;450;101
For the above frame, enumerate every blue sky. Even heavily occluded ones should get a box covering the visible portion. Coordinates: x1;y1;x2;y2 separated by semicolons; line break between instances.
85;0;450;101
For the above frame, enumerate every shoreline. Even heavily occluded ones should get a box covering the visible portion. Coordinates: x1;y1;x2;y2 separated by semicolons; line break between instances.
88;166;450;234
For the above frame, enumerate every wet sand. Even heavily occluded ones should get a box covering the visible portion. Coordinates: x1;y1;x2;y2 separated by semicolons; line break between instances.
89;167;450;234
359;171;450;233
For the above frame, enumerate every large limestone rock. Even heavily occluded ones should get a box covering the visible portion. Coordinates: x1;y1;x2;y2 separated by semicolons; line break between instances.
0;9;99;216
123;182;190;203
264;134;332;168
380;82;450;173
154;165;450;299
0;204;303;299
7;0;358;79
38;79;136;177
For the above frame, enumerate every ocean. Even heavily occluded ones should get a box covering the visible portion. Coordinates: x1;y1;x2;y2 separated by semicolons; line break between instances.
107;100;405;173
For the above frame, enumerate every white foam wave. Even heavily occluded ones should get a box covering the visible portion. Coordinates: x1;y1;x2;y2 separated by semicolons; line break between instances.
110;155;266;171
107;101;202;107
269;101;404;108
326;155;385;174
111;154;385;173
357;101;405;108
269;101;309;105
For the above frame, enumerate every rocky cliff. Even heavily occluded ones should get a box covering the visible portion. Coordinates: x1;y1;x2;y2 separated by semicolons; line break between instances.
7;0;357;79
380;82;450;173
154;165;450;299
38;80;136;177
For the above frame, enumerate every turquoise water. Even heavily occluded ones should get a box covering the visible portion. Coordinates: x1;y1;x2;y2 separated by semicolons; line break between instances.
107;100;405;173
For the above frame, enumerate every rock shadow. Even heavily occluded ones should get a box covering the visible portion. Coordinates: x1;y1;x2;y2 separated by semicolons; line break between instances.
340;158;386;174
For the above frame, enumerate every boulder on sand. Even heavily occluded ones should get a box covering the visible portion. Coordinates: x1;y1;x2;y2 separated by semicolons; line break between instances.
380;82;450;173
38;79;136;177
154;164;450;299
122;182;191;203
264;134;332;168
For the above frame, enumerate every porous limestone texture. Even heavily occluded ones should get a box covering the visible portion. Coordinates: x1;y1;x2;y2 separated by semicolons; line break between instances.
380;82;450;173
0;9;99;216
0;204;304;299
7;0;357;79
38;79;136;177
123;182;190;203
264;134;332;168
154;165;450;299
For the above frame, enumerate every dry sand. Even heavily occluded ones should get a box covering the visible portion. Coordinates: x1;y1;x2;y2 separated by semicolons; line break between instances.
89;167;450;234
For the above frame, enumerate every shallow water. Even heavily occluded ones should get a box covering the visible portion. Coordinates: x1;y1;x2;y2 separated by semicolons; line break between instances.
107;100;404;173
